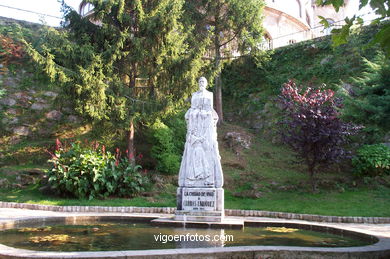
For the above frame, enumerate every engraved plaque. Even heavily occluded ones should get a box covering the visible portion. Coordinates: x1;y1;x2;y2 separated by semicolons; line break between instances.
181;188;216;211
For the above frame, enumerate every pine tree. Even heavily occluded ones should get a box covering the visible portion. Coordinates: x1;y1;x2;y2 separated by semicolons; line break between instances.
342;53;390;143
23;0;206;164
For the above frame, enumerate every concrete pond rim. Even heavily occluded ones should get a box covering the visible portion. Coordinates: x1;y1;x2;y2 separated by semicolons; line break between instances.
0;214;389;259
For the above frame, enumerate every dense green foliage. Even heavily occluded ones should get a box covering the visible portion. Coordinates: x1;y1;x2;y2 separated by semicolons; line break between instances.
223;23;383;98
222;24;388;142
47;142;147;199
183;0;265;122
22;0;208;164
342;54;390;142
149;119;181;174
352;144;390;177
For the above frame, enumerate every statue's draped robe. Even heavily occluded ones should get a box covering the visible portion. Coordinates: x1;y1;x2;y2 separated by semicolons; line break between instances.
178;89;223;188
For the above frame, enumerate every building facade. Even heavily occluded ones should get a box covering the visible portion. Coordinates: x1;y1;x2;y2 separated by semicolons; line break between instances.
263;0;357;49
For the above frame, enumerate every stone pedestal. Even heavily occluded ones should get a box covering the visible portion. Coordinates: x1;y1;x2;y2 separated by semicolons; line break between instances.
175;187;224;222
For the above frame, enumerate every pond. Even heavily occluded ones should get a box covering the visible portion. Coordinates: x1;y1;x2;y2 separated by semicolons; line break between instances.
0;220;375;252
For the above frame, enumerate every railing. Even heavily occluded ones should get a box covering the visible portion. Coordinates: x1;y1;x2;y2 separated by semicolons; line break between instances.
263;13;377;50
262;20;345;50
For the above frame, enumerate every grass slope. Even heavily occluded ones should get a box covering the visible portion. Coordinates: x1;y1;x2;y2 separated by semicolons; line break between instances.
1;123;389;217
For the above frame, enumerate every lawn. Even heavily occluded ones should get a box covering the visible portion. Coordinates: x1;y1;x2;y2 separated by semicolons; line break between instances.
1;186;389;217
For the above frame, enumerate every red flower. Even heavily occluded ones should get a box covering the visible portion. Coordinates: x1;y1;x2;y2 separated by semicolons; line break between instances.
93;141;99;150
55;138;62;151
115;148;120;166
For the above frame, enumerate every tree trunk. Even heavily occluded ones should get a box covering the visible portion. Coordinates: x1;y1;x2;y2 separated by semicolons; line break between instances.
308;165;317;193
214;19;223;125
127;119;135;166
126;63;137;166
215;74;223;124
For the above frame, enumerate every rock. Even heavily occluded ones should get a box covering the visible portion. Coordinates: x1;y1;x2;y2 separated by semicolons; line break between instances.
0;178;10;188
67;115;81;123
3;77;18;88
271;136;281;144
6;108;18;115
61;107;73;114
43;91;58;98
263;102;273;113
224;132;252;150
39;185;55;195
21;168;45;176
13;126;30;136
0;97;16;106
232;190;263;199
13;92;32;100
8;135;21;144
320;55;332;65
8;117;19;125
16;169;46;187
34;97;45;103
342;83;355;96
45;110;63;121
31;103;49;110
12;183;24;189
262;152;272;159
223;161;246;170
251;121;264;130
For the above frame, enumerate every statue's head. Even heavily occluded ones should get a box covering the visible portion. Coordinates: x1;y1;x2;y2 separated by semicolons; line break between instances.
198;77;207;91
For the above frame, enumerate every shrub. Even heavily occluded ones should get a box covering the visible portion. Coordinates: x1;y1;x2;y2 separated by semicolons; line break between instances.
278;80;360;191
105;157;149;197
149;119;181;174
352;144;390;177
164;111;186;153
47;140;147;199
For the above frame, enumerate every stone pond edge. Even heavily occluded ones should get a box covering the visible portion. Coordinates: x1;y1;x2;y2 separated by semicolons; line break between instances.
1;201;389;224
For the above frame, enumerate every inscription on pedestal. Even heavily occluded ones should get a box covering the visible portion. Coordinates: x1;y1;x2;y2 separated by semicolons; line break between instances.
182;188;216;211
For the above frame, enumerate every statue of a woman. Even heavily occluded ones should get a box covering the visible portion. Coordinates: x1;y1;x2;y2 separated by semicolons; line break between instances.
178;77;223;188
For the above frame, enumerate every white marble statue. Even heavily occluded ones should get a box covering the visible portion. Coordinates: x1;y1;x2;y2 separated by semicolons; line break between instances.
178;77;223;188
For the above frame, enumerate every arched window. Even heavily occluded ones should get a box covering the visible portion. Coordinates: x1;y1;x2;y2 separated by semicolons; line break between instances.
79;2;94;16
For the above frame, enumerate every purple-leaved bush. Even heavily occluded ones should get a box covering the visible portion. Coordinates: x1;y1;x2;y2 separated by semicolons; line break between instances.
279;80;360;191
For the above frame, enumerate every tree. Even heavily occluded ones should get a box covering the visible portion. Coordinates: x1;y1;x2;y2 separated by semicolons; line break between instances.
342;53;390;143
23;0;205;165
316;0;390;56
279;80;360;192
183;0;264;123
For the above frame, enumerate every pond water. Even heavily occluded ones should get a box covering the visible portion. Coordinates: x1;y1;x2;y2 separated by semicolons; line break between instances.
0;221;374;252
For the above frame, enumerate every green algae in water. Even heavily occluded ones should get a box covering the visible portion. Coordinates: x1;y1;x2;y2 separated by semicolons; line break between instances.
0;221;374;252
